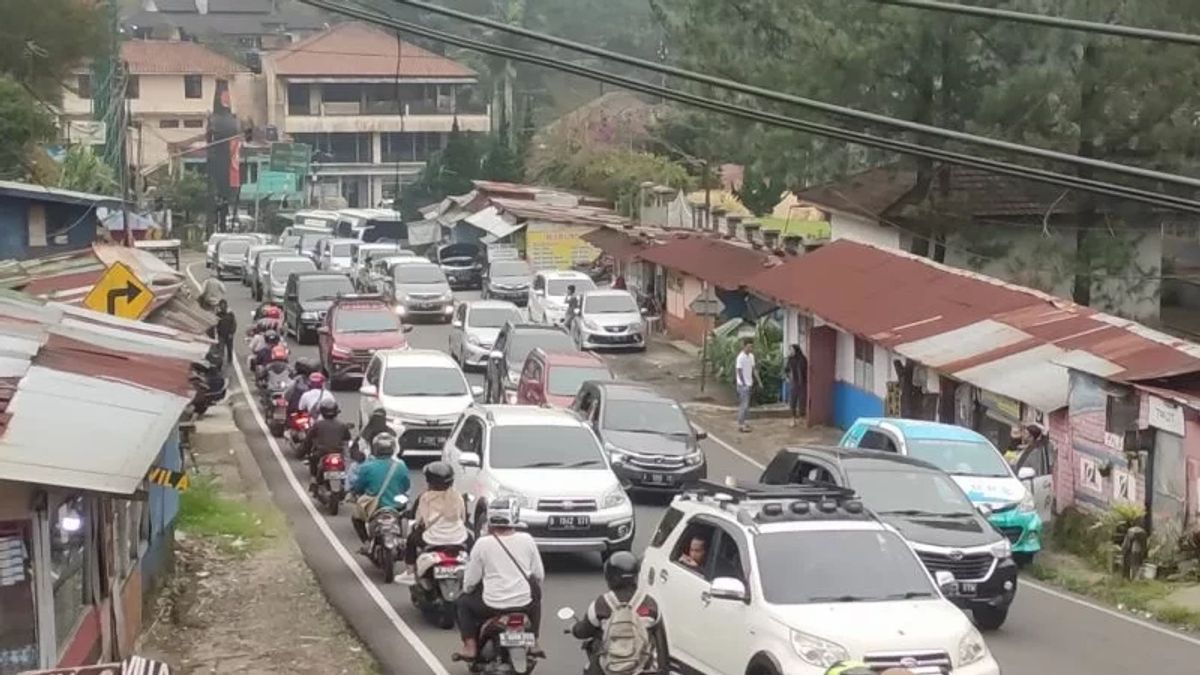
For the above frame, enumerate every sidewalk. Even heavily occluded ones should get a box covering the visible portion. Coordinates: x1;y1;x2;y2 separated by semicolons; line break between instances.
605;335;841;467
140;403;378;674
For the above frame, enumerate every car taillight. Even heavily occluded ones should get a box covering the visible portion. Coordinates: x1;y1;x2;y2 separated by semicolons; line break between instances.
321;454;345;470
505;615;526;629
436;551;460;565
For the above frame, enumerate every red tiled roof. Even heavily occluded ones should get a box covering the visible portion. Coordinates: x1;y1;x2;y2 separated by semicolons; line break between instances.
121;40;247;75
268;22;475;78
638;235;777;290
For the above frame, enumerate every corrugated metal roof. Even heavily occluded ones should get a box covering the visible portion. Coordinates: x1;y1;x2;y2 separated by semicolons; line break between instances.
893;320;1031;368
0;180;123;208
465;206;525;241
954;344;1072;413
582;227;655;262
638;235;778;290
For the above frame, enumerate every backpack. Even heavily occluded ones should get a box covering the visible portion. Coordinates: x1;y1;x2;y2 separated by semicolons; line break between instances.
599;591;653;675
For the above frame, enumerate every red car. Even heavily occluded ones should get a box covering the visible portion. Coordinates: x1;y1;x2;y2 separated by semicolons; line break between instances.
318;294;413;385
516;348;614;408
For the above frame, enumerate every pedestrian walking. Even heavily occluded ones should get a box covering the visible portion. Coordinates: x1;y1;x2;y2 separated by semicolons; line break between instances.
200;276;226;310
215;299;236;363
735;338;757;432
786;343;808;427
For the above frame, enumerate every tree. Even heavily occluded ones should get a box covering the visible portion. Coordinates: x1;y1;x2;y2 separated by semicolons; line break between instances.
734;165;778;217
439;120;483;196
0;0;106;101
154;171;213;226
0;76;55;179
57;145;117;195
480;129;524;182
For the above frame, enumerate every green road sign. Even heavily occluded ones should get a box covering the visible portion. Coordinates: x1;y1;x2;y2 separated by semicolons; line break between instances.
256;170;298;195
269;142;311;173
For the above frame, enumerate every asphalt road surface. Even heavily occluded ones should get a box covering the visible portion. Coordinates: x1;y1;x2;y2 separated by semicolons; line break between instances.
188;260;1200;675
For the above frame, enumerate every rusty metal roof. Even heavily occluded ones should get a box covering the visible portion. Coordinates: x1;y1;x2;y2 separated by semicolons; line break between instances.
582;227;656;262
638;235;778;290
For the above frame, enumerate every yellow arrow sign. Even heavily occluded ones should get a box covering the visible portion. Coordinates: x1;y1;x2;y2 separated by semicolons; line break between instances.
82;261;155;319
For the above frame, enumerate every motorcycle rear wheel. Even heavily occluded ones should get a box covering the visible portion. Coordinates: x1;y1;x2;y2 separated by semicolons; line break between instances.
326;497;339;516
268;421;285;437
380;547;395;583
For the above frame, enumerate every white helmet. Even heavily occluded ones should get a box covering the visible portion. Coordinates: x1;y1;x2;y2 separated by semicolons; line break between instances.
487;496;522;528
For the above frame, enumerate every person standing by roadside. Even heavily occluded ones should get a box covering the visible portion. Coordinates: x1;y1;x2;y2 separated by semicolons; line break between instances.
215;299;236;363
735;338;757;432
786;344;808;427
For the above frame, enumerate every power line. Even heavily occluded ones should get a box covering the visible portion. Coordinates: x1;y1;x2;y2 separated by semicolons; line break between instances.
863;0;1200;46
298;0;1200;215
384;0;1200;193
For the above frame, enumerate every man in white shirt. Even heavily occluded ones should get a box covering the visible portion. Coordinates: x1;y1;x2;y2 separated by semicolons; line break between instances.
735;338;757;432
456;496;545;661
297;374;337;415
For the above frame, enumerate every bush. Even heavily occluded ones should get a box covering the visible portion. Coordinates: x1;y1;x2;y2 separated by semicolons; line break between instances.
703;318;783;404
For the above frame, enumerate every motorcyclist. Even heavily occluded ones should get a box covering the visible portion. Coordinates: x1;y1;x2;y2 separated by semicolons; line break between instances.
358;404;392;448
298;372;337;416
571;551;664;675
260;344;292;391
306;398;351;477
253;301;283;321
285;358;318;415
248;330;282;368
404;461;469;577
350;432;411;550
823;662;877;675
456;496;544;661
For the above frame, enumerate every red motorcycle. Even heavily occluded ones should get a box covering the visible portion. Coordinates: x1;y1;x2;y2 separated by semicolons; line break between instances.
287;411;313;459
311;451;347;516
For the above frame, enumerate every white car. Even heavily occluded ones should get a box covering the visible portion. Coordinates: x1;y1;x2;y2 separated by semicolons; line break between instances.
642;482;1001;675
359;349;483;458
315;237;359;273
367;253;421;294
205;233;252;268
442;405;635;555
214;237;254;280
528;270;596;326
572;288;646;350
449;300;523;369
351;242;403;289
264;255;317;303
242;244;283;286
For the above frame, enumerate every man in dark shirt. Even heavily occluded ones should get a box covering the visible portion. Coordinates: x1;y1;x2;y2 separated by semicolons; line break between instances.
215;300;236;363
572;551;666;675
306;400;351;476
786;343;808;427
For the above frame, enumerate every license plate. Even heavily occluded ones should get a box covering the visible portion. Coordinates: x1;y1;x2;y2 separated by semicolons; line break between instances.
325;471;345;480
644;473;675;485
416;434;446;447
548;515;590;530
498;632;535;648
958;582;978;595
433;566;462;579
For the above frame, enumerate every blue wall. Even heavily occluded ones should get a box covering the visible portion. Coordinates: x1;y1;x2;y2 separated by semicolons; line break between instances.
834;380;884;430
142;428;182;589
0;196;97;260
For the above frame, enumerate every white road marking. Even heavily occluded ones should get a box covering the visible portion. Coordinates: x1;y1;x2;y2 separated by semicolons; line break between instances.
187;261;450;675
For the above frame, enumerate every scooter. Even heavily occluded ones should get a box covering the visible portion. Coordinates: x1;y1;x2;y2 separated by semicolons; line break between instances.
189;361;227;416
555;606;662;675
287;410;313;459
452;612;540;674
309;442;350;516
411;544;469;628
366;494;409;584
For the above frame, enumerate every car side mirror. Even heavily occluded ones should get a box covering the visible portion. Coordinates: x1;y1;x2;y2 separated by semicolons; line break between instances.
460;452;481;468
471;385;485;399
402;324;414;333
976;503;993;517
934;570;957;596
703;577;748;603
488;350;503;362
640;307;648;315
1017;466;1036;480
359;383;378;397
694;428;708;440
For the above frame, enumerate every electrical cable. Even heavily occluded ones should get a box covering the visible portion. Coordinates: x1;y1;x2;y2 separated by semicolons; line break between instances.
298;0;1200;215
862;0;1200;46
383;0;1200;192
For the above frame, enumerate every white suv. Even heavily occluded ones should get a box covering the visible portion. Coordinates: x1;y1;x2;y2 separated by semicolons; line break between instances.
642;482;1001;675
528;270;596;326
441;405;635;556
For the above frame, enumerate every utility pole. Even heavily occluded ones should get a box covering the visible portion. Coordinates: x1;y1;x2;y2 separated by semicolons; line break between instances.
121;92;132;246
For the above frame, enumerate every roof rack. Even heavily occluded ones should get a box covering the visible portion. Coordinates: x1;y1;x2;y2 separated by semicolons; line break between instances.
682;479;857;504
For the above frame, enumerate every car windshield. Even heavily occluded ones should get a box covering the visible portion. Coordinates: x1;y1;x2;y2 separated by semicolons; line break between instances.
381;366;467;396
603;398;690;435
395;265;446;284
257;252;289;269
334;309;401;333
488;425;607;469
848;468;977;517
507;330;576;367
298;277;353;302
299;234;324;252
219;240;250;256
269;260;316;281
907;439;1011;478
362;246;400;262
548;366;612;397
584;294;637;314
547;278;596;296
331;242;353;256
469;307;521;328
756;530;937;604
490;261;530;278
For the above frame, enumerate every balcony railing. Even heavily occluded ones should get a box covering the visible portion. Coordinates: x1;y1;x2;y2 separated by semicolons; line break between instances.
293;101;491;117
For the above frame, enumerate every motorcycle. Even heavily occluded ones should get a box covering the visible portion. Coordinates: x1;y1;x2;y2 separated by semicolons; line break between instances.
411;544;469;628
287;410;313;459
189;360;227;416
452;612;540;674
310;446;348;516
555;606;663;675
366;494;409;584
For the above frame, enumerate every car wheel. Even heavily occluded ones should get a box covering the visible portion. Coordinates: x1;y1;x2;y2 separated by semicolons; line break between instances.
972;605;1009;631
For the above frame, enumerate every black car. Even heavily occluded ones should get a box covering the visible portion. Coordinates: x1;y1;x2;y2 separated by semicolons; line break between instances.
430;242;483;290
485;322;576;404
283;271;355;344
760;446;1018;630
482;258;533;305
571;381;707;492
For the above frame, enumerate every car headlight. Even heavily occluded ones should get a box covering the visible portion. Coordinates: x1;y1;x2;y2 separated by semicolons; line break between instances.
301;311;318;320
990;538;1012;559
790;630;849;667
494;487;535;510
582;318;600;331
958;627;988;666
441;291;453;301
601;486;630;509
1018;490;1036;512
466;333;482;346
603;441;629;459
684;450;704;466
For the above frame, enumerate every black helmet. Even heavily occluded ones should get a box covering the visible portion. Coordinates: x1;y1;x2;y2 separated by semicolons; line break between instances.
371;432;398;457
294;358;319;377
423;461;454;490
264;330;281;346
318;398;339;419
603;551;640;591
370;406;387;422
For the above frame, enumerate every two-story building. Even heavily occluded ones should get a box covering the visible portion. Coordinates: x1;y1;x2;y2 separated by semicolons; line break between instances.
263;22;490;208
124;0;327;58
62;40;251;172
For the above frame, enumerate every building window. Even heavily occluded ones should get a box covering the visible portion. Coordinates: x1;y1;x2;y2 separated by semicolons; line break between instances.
381;132;446;162
159;119;180;129
287;83;310;115
294;132;372;163
125;75;139;99
1106;392;1139;434
51;496;89;650
183;119;204;129
76;74;92;100
183;74;203;99
853;336;874;391
0;521;38;672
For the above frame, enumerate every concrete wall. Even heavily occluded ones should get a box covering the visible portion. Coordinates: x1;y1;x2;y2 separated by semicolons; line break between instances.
0;481;33;520
829;210;902;249
830;324;888;429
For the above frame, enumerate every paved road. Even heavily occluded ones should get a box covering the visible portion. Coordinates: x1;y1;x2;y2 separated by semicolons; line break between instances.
189;260;1200;675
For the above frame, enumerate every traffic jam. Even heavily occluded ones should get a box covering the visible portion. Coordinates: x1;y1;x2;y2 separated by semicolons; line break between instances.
197;213;1038;675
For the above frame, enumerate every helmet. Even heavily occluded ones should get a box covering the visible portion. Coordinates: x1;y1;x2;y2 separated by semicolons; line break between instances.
423;461;454;490
263;330;281;346
603;551;640;592
486;496;521;528
270;345;289;362
369;406;387;422
371;432;398;458
318;398;339;419
293;358;318;377
308;372;326;388
263;305;282;319
824;663;875;675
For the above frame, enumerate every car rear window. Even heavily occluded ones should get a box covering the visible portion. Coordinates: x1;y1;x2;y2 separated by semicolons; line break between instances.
298;276;353;302
334;308;401;333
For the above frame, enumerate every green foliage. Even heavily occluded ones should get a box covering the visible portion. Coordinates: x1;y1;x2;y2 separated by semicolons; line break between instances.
481;132;524;183
703;319;784;404
734;165;777;217
57;146;117;195
528;143;693;214
0;76;55;179
0;0;106;100
178;475;274;552
440;121;483;196
154;171;213;226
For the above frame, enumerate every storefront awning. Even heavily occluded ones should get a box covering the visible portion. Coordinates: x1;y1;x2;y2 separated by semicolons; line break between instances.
466;206;525;242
